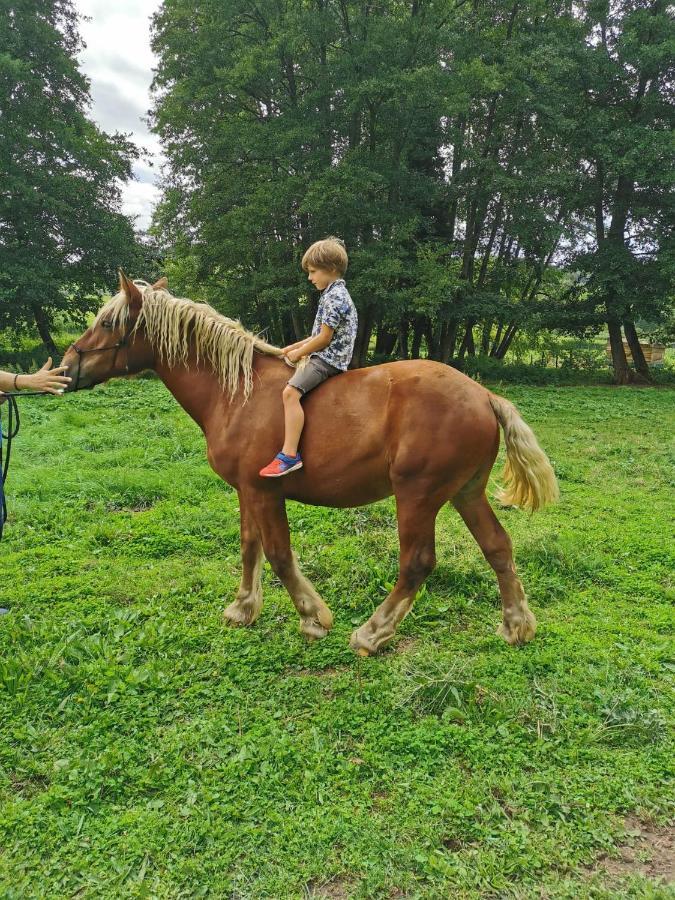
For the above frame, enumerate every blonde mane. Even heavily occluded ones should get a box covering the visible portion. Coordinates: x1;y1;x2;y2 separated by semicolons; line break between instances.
95;282;284;399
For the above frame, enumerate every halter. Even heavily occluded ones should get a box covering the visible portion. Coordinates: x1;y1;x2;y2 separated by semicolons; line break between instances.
71;329;130;391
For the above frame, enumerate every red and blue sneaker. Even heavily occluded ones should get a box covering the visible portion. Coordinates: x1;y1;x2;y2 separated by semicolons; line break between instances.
259;452;303;478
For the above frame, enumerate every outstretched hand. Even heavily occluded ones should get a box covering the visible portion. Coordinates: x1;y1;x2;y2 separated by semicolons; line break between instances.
22;358;72;394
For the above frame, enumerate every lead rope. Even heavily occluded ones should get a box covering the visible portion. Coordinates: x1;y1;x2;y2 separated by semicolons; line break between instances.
0;391;48;541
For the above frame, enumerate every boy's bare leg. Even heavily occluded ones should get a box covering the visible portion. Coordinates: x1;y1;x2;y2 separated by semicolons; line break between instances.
281;385;304;457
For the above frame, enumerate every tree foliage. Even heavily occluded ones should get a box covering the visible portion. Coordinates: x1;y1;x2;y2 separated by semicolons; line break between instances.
151;0;673;381
0;0;140;349
565;0;674;382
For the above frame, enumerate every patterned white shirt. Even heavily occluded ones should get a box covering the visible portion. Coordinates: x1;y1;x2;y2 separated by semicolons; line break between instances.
310;279;358;371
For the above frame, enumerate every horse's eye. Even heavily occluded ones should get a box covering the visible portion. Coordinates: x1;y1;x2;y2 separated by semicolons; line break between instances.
101;320;113;329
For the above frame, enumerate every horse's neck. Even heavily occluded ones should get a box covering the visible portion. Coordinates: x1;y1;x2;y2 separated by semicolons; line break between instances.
154;357;230;432
153;352;280;434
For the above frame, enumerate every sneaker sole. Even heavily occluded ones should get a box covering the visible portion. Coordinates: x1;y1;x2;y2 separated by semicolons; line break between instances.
261;461;303;477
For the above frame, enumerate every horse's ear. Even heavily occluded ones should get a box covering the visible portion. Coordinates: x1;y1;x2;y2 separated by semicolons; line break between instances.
151;276;168;290
118;269;143;315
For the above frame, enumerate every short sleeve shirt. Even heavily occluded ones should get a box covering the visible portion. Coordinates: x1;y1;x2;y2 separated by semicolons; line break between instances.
310;279;358;371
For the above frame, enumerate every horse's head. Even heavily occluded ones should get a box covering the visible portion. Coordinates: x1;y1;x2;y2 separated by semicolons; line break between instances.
63;271;167;391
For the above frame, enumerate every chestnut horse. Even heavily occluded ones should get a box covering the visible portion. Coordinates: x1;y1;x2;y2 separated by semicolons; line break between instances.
63;273;558;656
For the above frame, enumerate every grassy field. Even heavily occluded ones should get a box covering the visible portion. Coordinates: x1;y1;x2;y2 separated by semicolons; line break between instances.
0;378;673;898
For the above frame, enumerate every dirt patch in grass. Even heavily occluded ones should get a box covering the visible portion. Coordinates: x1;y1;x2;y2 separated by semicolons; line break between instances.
290;665;349;678
10;773;49;798
390;635;419;654
370;789;389;809
306;877;356;898
104;500;156;513
591;816;674;886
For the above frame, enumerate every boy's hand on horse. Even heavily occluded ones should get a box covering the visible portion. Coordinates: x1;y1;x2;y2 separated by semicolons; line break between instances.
281;338;310;354
285;348;304;364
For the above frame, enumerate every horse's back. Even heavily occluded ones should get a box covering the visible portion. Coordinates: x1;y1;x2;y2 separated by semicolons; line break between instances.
291;358;498;504
307;357;487;406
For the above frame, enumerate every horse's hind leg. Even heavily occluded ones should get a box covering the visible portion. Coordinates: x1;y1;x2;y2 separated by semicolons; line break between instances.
350;490;442;656
452;491;536;645
223;494;264;626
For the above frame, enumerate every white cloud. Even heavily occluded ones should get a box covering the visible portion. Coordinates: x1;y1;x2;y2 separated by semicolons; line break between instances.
75;0;164;231
119;179;162;226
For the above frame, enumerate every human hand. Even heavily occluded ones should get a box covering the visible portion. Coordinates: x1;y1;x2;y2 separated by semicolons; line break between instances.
21;358;72;394
286;348;304;364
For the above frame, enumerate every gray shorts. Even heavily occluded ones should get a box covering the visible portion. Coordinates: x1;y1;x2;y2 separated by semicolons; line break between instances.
287;355;342;395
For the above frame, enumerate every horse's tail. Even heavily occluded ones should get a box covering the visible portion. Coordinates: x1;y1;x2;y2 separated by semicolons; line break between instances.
488;393;559;512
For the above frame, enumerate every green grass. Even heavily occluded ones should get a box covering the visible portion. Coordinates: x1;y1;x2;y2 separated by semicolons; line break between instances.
0;379;673;898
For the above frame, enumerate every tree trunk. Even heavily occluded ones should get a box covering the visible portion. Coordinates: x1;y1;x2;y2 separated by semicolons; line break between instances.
490;321;504;357
457;321;475;359
410;317;424;359
607;318;633;384
374;324;397;358
477;201;503;288
494;324;518;360
290;302;304;341
350;304;375;369
447;115;466;243
623;320;651;383
480;320;492;355
360;307;375;367
439;321;458;364
397;319;410;360
32;304;58;355
422;317;436;360
604;171;638;384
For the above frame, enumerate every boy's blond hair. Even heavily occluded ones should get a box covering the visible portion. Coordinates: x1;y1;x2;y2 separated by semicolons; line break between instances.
301;236;348;276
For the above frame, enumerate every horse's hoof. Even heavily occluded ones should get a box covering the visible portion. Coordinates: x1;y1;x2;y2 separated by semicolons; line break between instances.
223;601;259;627
497;610;537;645
349;627;378;657
300;619;329;641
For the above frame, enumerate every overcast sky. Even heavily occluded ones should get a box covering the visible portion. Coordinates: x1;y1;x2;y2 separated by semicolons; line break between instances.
75;0;164;231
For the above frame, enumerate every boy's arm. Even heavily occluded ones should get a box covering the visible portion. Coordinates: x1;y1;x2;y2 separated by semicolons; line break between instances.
281;337;313;354
286;325;334;361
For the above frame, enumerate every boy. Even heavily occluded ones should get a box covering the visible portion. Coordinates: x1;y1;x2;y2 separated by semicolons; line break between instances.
260;237;358;477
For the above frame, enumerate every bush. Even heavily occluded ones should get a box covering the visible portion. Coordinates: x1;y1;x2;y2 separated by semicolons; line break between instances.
457;356;614;385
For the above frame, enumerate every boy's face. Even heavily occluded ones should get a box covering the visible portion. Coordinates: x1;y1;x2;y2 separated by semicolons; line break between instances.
307;266;339;291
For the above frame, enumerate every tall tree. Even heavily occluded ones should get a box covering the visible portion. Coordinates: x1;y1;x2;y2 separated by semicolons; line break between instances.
567;0;674;383
434;0;585;362
0;0;139;348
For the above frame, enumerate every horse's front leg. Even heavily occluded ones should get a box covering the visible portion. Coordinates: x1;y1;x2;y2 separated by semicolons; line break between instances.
223;493;264;626
251;492;333;641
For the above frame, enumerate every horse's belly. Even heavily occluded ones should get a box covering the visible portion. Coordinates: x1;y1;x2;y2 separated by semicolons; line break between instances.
286;468;393;508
